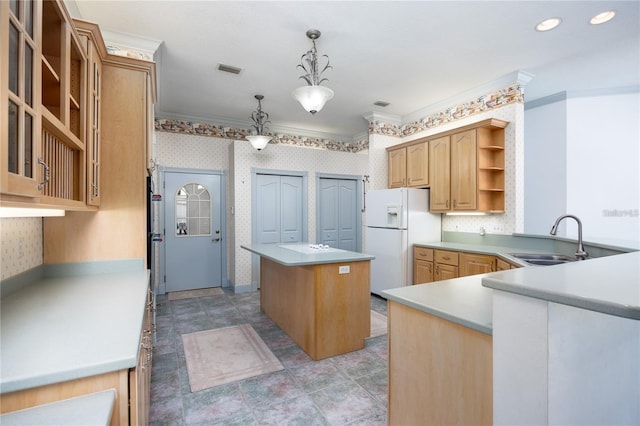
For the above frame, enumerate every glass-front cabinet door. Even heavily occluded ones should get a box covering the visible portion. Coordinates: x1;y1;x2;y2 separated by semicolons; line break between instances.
2;0;42;197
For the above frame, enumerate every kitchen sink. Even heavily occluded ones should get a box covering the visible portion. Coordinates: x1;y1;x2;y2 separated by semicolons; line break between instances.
510;253;578;266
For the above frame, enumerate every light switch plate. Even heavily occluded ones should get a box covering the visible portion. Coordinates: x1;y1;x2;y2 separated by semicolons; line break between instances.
339;265;350;274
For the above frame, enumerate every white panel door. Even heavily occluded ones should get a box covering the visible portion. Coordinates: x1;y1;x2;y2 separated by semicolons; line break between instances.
256;174;281;244
318;178;357;251
165;172;222;292
255;174;303;244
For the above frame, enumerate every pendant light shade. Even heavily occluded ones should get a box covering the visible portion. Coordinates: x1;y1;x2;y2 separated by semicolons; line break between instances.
246;135;271;151
246;94;272;151
293;29;333;115
292;85;334;115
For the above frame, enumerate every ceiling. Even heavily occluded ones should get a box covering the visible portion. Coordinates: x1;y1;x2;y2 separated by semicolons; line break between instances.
69;1;639;140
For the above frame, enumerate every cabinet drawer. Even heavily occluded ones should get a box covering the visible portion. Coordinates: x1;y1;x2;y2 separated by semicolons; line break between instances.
414;246;434;262
434;250;459;266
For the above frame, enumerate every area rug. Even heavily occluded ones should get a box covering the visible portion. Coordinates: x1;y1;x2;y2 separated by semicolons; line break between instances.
369;310;388;338
182;324;283;392
168;286;224;301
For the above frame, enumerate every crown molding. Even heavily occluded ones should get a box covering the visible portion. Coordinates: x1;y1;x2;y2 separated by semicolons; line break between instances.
100;29;163;61
362;111;402;126
402;70;534;124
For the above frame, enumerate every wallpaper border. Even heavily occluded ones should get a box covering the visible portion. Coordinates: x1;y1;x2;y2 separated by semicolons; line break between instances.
155;83;524;151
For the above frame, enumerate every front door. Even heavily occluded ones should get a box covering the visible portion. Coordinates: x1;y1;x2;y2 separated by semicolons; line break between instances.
164;171;222;292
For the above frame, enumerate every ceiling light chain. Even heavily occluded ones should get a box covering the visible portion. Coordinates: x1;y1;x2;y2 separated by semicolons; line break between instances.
246;95;272;151
292;29;335;115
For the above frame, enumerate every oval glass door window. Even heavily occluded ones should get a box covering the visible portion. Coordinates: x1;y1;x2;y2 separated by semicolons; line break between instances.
175;183;211;236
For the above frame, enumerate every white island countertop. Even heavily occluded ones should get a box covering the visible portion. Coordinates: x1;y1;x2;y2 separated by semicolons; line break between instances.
1;261;149;394
241;243;374;266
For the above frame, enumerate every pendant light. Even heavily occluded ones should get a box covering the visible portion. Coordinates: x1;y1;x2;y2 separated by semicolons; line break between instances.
246;94;272;151
292;29;334;115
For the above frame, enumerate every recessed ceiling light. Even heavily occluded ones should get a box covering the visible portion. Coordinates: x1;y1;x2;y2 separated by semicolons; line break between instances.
535;17;562;32
590;10;616;25
374;101;390;107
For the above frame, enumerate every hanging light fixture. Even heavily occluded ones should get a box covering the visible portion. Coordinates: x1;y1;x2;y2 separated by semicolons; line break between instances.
246;94;272;151
292;29;334;115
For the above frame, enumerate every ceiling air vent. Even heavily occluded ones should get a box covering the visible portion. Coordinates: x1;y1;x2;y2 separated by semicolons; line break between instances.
217;63;242;75
374;101;390;107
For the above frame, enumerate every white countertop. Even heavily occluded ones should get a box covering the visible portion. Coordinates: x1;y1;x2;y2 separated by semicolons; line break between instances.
1;266;149;393
241;243;375;266
0;389;115;425
483;251;640;320
383;241;638;335
382;274;494;335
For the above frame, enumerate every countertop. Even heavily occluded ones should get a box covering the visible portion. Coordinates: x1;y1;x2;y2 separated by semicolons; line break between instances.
0;260;149;394
0;389;115;425
483;251;640;320
241;243;375;266
382;274;494;335
384;239;639;335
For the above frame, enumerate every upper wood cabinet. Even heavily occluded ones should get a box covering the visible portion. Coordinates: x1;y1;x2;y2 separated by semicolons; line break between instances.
451;129;477;210
388;147;406;188
406;141;429;187
1;0;90;208
428;136;451;211
1;0;41;198
387;118;507;212
74;20;106;207
432;119;507;213
387;140;429;188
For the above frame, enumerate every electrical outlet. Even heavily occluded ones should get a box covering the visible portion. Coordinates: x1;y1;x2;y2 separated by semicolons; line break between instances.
338;265;350;274
492;224;505;233
16;238;24;258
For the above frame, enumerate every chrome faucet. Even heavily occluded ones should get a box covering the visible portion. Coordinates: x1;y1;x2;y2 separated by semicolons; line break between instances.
550;214;588;260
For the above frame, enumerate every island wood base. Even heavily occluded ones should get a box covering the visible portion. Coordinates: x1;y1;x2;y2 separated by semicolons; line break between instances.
387;301;493;425
259;257;371;360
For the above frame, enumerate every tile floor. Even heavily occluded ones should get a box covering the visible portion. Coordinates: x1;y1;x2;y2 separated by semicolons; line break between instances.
150;289;389;425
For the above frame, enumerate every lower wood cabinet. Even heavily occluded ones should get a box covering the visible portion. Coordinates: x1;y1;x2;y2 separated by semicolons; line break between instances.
460;253;495;277
413;247;434;284
388;301;492;424
414;246;521;284
434;249;459;281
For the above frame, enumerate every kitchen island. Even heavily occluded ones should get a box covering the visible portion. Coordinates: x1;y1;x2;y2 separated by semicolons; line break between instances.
241;243;374;360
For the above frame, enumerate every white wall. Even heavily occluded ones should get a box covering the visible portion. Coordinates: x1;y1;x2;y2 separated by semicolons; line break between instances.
524;90;640;247
524;97;568;235
567;93;639;245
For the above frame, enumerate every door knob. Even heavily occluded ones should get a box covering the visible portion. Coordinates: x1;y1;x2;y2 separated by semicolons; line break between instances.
212;238;221;242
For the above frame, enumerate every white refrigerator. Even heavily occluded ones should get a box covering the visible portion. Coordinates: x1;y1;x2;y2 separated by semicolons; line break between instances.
365;188;442;296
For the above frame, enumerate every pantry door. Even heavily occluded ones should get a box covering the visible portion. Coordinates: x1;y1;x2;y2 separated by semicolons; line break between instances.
318;177;359;251
165;171;222;292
